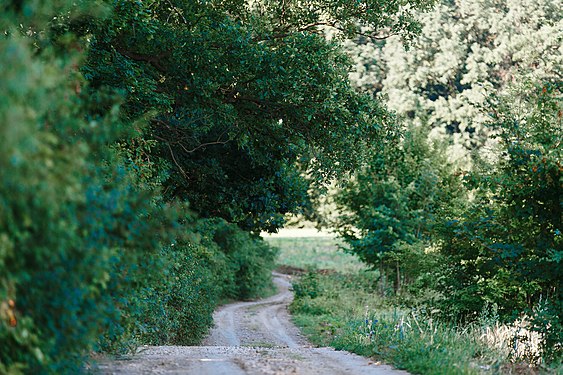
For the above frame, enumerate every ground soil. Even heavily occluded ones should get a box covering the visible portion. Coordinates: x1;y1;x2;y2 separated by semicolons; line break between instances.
95;273;409;375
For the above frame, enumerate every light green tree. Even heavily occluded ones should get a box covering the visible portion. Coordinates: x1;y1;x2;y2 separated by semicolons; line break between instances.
346;0;562;164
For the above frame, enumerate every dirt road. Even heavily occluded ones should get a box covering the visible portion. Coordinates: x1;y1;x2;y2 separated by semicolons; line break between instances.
96;273;408;374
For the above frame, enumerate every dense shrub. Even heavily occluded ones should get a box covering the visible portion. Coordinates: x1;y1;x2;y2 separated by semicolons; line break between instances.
96;216;278;351
127;219;278;346
332;76;561;363
292;272;322;300
133;240;223;346
0;3;279;372
196;218;278;301
0;9;174;372
438;82;562;360
335;125;463;295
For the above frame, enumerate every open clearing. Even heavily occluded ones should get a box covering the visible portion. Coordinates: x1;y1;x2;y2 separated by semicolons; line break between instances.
95;273;407;375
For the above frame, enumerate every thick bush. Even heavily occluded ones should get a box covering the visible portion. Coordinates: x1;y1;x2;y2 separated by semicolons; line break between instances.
0;4;281;372
196;218;278;301
98;217;279;350
335;125;463;295
0;13;173;374
133;240;223;346
438;82;561;321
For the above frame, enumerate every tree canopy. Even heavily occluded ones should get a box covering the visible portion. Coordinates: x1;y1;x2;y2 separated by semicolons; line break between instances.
79;0;432;231
345;0;562;164
1;0;437;372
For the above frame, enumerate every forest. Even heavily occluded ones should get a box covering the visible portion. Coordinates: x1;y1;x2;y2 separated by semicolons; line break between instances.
0;0;560;373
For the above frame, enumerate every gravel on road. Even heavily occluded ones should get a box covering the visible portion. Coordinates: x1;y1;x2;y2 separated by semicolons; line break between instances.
95;273;409;375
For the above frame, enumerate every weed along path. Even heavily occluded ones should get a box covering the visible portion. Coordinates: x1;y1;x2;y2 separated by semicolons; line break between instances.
97;273;408;375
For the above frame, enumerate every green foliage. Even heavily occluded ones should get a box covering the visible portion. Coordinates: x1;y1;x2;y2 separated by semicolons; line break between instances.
132;239;223;346
290;272;505;375
438;82;562;361
78;0;429;232
334;0;561;360
97;216;278;350
0;2;175;371
334;77;561;363
195;218;279;301
1;1;280;371
530;299;563;364
292;272;322;300
346;0;562;163
334;124;463;294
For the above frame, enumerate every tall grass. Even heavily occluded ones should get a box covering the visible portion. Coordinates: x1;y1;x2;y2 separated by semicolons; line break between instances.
290;273;493;374
269;234;562;374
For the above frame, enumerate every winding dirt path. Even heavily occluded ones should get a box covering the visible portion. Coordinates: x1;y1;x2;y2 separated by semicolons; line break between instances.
96;273;408;374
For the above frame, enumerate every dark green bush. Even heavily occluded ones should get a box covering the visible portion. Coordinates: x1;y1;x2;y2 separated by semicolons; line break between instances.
0;16;172;375
335;125;463;295
439;82;562;319
98;217;278;350
133;240;222;346
292;272;322;299
196;218;278;301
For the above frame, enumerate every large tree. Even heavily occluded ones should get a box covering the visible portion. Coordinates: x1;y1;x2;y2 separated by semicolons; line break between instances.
79;0;432;232
345;0;562;164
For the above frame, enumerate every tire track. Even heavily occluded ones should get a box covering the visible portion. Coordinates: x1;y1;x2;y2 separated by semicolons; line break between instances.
96;273;409;374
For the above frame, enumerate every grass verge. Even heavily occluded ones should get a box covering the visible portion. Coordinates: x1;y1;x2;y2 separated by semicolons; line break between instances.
267;235;562;375
290;272;503;375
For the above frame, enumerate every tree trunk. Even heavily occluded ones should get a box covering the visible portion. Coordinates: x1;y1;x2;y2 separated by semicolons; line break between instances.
379;258;386;296
395;261;401;295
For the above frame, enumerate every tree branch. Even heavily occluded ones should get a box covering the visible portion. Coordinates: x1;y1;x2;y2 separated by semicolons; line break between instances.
164;0;188;24
115;45;171;72
153;120;232;155
254;21;398;42
165;141;188;179
180;139;231;154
